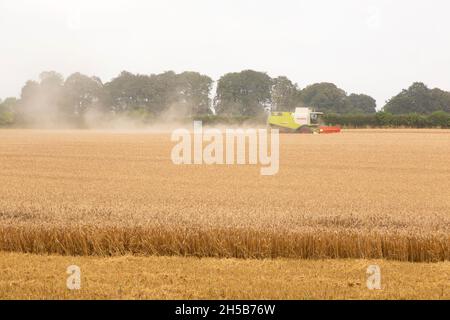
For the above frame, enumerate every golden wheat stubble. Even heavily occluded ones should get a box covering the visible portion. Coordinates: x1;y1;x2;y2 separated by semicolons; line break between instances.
1;252;449;299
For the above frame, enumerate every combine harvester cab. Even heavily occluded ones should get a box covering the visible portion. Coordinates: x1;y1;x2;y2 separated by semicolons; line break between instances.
267;107;341;134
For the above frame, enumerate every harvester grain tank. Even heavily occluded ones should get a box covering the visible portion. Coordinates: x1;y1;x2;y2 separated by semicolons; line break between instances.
267;107;341;134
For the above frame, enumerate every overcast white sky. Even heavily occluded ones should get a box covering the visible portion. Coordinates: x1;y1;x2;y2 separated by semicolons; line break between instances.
1;0;449;108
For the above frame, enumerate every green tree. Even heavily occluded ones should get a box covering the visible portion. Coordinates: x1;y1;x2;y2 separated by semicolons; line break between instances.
39;71;65;110
299;82;349;114
271;76;299;111
0;97;17;125
215;70;272;116
0;97;18;110
346;93;377;113
430;88;450;113
148;71;179;114
104;70;212;118
104;71;152;113
18;71;64;126
428;110;450;127
62;73;104;122
384;82;450;114
176;71;213;116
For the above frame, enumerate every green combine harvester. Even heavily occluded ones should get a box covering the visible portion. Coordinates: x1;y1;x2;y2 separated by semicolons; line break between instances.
267;107;341;134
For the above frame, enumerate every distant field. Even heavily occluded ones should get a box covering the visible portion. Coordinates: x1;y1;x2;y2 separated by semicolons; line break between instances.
1;252;448;299
0;129;449;261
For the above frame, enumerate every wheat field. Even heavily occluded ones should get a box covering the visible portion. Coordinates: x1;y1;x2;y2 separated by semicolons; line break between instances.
0;129;449;261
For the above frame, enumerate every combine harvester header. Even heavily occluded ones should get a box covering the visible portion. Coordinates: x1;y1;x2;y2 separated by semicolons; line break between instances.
267;107;341;134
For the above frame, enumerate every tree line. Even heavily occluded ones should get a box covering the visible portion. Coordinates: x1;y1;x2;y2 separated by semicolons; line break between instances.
324;82;450;128
324;111;450;128
1;69;449;127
